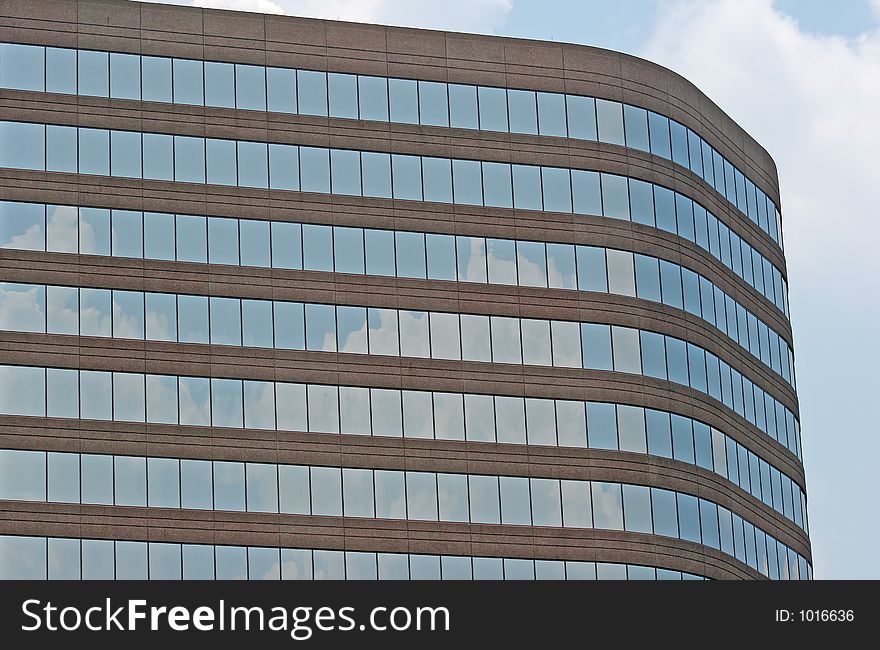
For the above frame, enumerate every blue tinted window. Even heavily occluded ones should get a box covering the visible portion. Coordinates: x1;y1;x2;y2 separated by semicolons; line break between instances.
677;493;701;543
297;70;328;116
586;402;617;450
358;76;388;122
478;86;508;132
0;122;44;171
640;331;666;380
449;84;478;129
172;58;203;105
176;215;207;263
623;105;649;152
268;143;299;191
204;61;234;108
575;246;606;293
634;254;661;302
595;99;624;145
389;78;418;124
452;159;482;205
648;112;671;159
508;89;537;135
174;136;206;184
300;147;330;193
267;67;296;113
581;323;612;371
46;47;76;94
566;95;596;140
512;165;542;210
1;44;44;91
646;409;672;458
110;130;141;178
392;154;422;200
142;56;172;103
330;149;361;196
79;50;109;97
235;64;266;111
483;162;513;208
670;120;689;167
659;260;683;309
362;152;391;198
418;80;448;127
541;167;572;213
143;133;173;181
109;53;140;100
601;174;629;220
328;73;358;119
666;337;688;385
537;92;566;137
629;179;654;226
571;170;601;215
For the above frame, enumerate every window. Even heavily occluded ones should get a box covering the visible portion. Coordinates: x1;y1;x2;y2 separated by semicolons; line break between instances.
581;323;612;371
556;400;587;448
537;92;566;137
611;326;641;374
596;99;624;145
551;321;581;368
508;89;537;134
617;405;647;453
606;249;636;297
512;164;542;210
591;482;623;530
330;149;361;196
406;472;438;520
623;105;649;152
0;201;43;252
142;56;172;103
211;378;243;428
79;50;109;97
449;84;478;129
418;81;448;127
235;64;266;111
482;162;513;208
495;396;525;444
267;67;296;113
297;70;328;116
623;484;652;533
300;147;330;193
587;402;617;450
500;476;531;525
375;470;406;519
246;464;278;513
478;86;508;131
567;95;597;140
646;409;672;458
358;76;388;121
172;58;203;105
1;44;44;91
601;174;630;220
389;78;418;124
469;475;500;524
531;478;562;527
110;53;140;100
0;449;45;501
0;122;44;171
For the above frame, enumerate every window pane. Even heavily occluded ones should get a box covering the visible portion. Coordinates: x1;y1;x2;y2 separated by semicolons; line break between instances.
142;56;172;102
591;482;623;530
389;78;418;124
246;463;278;513
508;89;537;134
79;50;109;97
392;154;423;200
0;449;45;501
267;66;296;113
623;484;652;533
537;92;566;136
279;464;310;514
611;325;641;374
478;86;508;131
80;370;111;420
211;378;243;428
596;99;624;145
307;384;339;433
343;468;374;517
47;368;78;417
300;147;330;193
500;476;531;525
269;143;299;191
238;141;268;189
110;52;140;100
297;70;327;116
81;540;113;579
396;231;426;278
0;121;44;171
581;323;612;370
172;58;203;105
115;456;147;506
495;396;525;444
556;400;587;448
482;161;513;208
235;64;266;111
542;167;572;213
311;466;342;516
330;148;361;195
449;84;478;129
145;293;177;341
512;164;542;210
303;224;333;271
469;475;500;523
209;296;242;346
240;219;270;267
567;95;597;140
214;461;245;511
81;454;113;504
148;457;180;508
244;379;276;429
623;105;649;152
180;459;213;509
551;320;581;368
601;174;630;220
587;401;617;450
617;405;647;453
174;135;206;184
572;170;602;215
358;75;388;121
418;80;448;126
143;133;173;181
113;372;145;422
270;221;302;269
434;392;464;441
337;306;367;353
1;43;44;91
0;282;45;333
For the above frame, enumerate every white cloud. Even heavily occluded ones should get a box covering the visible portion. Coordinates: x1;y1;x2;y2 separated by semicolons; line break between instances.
182;0;512;32
641;0;880;579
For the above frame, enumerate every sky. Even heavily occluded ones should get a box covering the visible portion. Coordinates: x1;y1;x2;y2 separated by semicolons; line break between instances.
139;0;880;579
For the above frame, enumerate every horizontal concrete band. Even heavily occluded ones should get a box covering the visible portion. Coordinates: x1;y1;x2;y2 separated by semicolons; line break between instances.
0;92;787;271
0;0;782;205
0;263;800;411
0;416;810;553
0;199;794;343
0;334;804;475
0;500;769;579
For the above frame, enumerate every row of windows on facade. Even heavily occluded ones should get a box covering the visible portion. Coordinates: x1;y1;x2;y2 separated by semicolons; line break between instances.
0;284;800;453
0;42;783;248
0;122;790;317
0;203;795;386
0;449;809;580
0;365;808;528
0;535;708;581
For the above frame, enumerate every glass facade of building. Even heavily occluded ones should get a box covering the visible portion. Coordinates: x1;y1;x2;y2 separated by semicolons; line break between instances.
0;0;808;580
